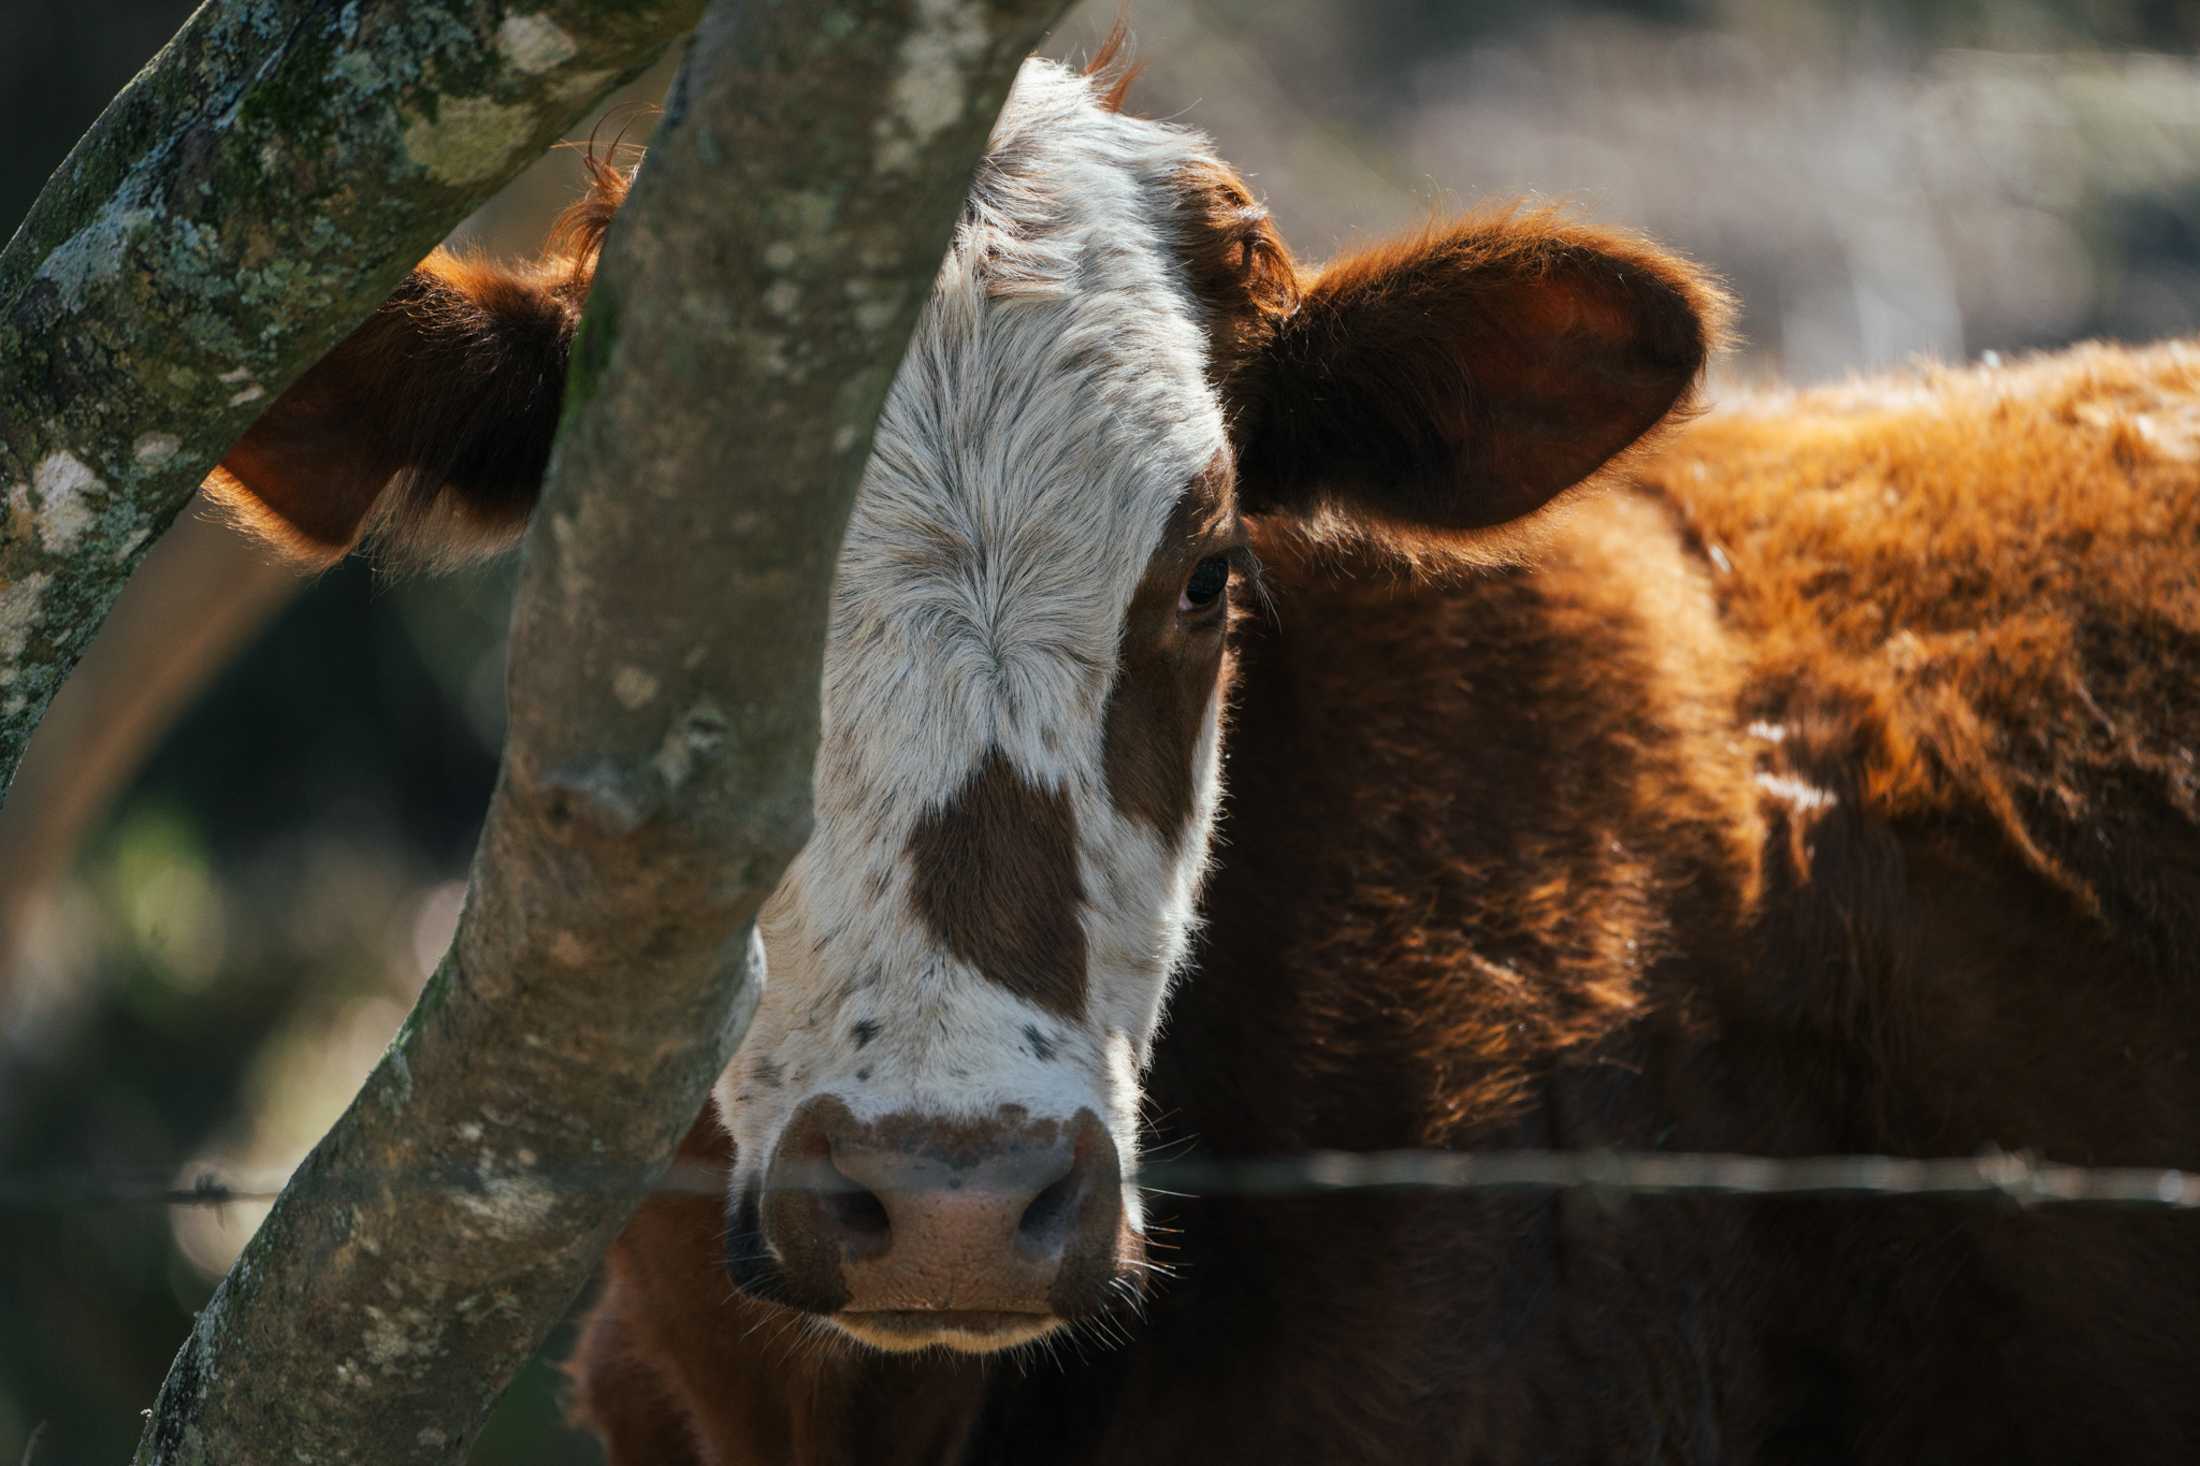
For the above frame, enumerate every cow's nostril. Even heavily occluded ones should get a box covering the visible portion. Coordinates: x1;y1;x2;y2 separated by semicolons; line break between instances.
821;1164;891;1243
753;1097;1130;1325
1016;1168;1080;1253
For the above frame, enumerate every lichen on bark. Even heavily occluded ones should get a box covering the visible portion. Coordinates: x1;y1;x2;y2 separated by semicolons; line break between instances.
0;0;710;798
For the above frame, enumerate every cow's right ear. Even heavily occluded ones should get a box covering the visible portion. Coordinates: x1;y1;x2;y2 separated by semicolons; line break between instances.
205;159;629;569
1232;209;1729;558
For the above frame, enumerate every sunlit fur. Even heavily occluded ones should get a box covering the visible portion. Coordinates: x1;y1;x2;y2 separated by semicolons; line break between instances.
710;62;1239;1314
1639;338;2200;942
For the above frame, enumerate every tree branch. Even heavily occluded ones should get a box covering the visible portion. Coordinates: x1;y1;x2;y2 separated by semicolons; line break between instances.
1;513;297;977
0;0;708;799
132;0;1064;1461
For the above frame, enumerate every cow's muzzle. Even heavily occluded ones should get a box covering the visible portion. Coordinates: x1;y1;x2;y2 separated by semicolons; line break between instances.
729;1095;1139;1352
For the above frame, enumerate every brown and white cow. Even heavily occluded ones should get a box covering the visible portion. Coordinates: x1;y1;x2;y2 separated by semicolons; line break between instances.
212;49;2200;1466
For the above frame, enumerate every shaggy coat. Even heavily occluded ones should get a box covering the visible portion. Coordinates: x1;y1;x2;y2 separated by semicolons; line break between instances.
567;341;2200;1464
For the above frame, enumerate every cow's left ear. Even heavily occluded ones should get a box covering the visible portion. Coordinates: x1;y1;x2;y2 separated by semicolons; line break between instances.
1235;211;1730;545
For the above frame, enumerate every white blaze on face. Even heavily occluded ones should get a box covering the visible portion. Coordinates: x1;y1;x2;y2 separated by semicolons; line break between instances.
714;62;1240;1224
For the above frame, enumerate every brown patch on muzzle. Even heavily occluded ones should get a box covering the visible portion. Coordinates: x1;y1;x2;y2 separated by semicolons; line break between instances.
754;1096;1135;1337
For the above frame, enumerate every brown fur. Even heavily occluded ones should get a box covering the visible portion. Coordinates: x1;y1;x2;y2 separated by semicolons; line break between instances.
574;340;2200;1461
204;157;631;568
1641;343;2200;964
1100;454;1239;848
1106;348;2200;1462
906;748;1089;1019
1166;159;1301;393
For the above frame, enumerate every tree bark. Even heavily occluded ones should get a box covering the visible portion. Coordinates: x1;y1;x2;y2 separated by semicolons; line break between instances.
131;1;1064;1462
0;0;707;800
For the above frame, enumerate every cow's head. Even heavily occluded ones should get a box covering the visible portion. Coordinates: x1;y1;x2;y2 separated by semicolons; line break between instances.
211;56;1724;1354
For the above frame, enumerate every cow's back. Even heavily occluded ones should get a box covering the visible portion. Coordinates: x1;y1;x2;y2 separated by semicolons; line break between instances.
1649;338;2200;964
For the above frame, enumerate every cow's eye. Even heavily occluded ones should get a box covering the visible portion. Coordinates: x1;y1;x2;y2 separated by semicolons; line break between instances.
1180;556;1231;614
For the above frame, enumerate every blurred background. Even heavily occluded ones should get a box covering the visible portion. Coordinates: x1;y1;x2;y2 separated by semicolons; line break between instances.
3;0;2196;1460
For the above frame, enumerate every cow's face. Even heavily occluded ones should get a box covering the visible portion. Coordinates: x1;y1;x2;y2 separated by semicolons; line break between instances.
715;63;1256;1353
712;59;1728;1357
200;33;1722;1363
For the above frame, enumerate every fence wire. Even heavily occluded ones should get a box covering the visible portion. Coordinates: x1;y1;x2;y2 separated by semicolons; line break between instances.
4;1147;2198;1213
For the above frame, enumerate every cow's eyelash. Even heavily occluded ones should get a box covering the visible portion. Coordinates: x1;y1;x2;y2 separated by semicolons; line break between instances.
1223;542;1262;584
1221;542;1268;609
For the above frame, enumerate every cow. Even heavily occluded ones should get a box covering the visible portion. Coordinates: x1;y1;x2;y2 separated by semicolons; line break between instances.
206;45;2200;1466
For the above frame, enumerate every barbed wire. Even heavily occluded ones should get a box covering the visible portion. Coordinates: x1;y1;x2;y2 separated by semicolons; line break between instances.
1139;1149;2200;1207
4;1147;2198;1212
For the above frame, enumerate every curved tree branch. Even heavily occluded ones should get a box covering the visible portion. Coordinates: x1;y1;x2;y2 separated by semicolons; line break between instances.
0;512;297;982
132;0;1065;1461
0;0;709;799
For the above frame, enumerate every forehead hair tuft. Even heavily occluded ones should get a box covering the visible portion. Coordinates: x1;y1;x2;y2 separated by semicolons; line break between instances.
959;61;1225;307
1081;20;1145;114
